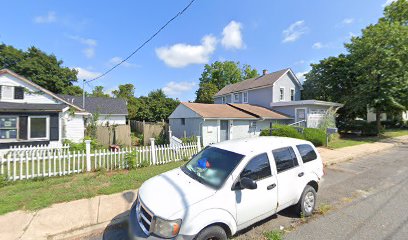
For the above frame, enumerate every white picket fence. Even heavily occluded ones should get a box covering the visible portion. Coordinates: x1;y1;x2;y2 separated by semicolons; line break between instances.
0;137;201;181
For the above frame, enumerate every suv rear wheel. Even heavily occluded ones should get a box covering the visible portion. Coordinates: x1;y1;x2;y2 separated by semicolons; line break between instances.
296;185;317;217
195;225;227;240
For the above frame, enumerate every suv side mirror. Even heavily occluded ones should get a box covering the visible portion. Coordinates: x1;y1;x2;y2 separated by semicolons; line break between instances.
240;177;257;190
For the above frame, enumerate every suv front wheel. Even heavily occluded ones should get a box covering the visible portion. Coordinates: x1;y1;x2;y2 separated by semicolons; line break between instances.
195;225;227;240
296;185;317;217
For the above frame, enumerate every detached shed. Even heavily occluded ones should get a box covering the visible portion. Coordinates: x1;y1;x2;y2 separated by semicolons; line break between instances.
169;102;291;146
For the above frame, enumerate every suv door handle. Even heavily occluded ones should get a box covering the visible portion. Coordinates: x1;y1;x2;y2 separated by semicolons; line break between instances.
298;172;304;177
267;183;276;190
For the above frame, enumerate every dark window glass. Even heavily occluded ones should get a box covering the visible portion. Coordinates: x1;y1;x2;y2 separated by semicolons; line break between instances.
14;87;24;99
272;147;299;173
240;153;271;181
181;118;185;125
182;147;244;189
296;144;317;163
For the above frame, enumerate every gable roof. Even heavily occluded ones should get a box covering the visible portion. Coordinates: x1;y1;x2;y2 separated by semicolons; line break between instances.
58;95;128;115
0;69;84;111
175;102;291;120
180;102;257;119
228;104;292;120
214;68;301;96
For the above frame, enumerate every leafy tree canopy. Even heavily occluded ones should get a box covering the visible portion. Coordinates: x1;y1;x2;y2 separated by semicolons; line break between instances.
195;61;259;103
0;44;78;93
302;0;408;133
90;86;110;98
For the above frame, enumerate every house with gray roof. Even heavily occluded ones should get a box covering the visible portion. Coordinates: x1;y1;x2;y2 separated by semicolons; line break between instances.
170;68;343;146
0;69;128;149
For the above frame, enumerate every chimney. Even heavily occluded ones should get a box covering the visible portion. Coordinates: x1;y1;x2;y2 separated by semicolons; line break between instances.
262;69;268;75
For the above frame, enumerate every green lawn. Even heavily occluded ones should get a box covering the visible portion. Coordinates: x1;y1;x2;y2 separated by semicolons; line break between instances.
0;161;185;215
329;129;408;149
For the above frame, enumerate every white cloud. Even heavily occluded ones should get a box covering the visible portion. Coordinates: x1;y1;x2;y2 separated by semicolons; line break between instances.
312;42;329;49
156;35;217;68
296;71;309;83
282;20;308;43
221;21;244;49
34;11;56;24
162;81;197;97
383;0;397;7
342;18;355;24
68;35;97;59
108;57;139;68
74;67;101;80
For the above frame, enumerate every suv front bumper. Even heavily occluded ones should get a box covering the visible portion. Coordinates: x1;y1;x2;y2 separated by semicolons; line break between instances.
128;202;194;240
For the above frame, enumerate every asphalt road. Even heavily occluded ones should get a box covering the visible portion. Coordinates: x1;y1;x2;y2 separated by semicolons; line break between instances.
83;142;408;240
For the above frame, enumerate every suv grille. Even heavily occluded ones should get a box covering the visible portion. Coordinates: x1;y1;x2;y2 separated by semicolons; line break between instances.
137;198;153;235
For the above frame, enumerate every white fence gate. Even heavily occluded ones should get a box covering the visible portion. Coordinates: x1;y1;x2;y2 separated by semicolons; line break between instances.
0;137;201;181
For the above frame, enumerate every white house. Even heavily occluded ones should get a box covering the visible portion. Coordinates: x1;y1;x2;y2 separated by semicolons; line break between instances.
169;68;343;146
0;69;128;150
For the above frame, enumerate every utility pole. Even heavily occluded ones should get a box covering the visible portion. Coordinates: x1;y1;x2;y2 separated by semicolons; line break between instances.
82;79;86;109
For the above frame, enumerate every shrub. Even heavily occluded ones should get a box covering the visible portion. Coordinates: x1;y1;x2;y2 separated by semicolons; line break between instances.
63;137;104;152
181;136;197;143
124;151;138;169
260;124;304;139
338;120;383;136
303;128;326;146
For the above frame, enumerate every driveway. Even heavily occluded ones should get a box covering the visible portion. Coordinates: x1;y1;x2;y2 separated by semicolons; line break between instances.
82;142;408;240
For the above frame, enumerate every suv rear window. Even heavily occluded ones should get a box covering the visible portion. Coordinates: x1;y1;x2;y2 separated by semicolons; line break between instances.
272;147;298;173
296;144;318;163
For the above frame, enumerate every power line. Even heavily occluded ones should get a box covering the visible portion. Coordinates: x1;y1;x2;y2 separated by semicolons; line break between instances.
86;0;197;83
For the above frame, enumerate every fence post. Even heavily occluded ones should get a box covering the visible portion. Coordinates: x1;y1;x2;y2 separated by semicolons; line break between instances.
85;140;92;172
196;136;202;151
150;138;157;165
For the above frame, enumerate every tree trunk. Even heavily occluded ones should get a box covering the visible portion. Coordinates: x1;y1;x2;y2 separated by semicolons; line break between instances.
376;111;381;136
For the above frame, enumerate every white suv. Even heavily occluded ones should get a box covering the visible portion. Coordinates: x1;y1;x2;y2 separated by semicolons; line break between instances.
129;137;324;240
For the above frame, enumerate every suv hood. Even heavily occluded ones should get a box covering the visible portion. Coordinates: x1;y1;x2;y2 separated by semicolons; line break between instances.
138;167;216;219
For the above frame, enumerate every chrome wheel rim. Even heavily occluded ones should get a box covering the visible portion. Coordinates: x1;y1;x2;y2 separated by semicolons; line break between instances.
303;191;315;213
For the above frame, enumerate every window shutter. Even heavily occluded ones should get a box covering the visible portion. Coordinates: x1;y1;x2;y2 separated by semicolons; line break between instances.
19;116;28;140
49;114;59;141
0;86;2;99
14;87;24;99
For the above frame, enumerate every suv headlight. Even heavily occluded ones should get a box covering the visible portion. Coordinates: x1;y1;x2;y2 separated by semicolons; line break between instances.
151;216;182;238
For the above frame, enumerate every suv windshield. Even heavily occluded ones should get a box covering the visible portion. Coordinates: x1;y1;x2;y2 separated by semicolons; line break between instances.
181;147;244;189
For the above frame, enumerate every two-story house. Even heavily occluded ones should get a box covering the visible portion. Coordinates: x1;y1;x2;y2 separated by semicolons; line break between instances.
0;69;128;150
169;68;343;146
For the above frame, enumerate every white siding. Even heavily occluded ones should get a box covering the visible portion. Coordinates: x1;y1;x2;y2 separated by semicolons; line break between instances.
202;120;219;146
0;73;59;104
97;115;127;126
62;112;85;143
272;73;301;103
367;108;387;122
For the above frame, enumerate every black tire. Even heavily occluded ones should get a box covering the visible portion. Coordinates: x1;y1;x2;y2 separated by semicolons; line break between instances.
295;185;317;217
195;225;227;240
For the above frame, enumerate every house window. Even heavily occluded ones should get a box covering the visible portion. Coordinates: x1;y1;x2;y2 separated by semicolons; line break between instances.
0;86;24;100
243;91;248;103
290;89;295;101
1;86;14;100
222;96;226;104
234;93;240;103
279;87;285;101
250;121;257;128
181;118;185;125
0;116;18;140
29;116;49;139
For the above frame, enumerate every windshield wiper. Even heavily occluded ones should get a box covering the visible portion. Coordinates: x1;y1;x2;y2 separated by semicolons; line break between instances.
181;166;207;185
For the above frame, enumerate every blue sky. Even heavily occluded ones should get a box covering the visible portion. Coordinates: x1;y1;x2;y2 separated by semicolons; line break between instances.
0;0;395;101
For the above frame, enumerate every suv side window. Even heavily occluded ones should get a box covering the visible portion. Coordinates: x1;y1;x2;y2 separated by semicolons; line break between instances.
240;153;272;181
296;144;317;163
272;147;299;173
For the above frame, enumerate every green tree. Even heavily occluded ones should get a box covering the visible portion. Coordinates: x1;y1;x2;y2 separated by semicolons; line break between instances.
195;82;219;103
90;86;110;98
62;85;83;96
195;61;259;103
112;84;138;119
0;44;78;93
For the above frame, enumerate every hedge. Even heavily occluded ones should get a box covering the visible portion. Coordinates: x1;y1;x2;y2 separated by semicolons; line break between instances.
260;124;326;146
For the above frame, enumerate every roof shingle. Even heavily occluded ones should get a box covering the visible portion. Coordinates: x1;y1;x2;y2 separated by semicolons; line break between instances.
215;68;290;96
58;95;128;115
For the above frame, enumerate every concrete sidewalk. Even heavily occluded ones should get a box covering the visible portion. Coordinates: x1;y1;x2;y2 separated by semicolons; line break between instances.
1;135;407;240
